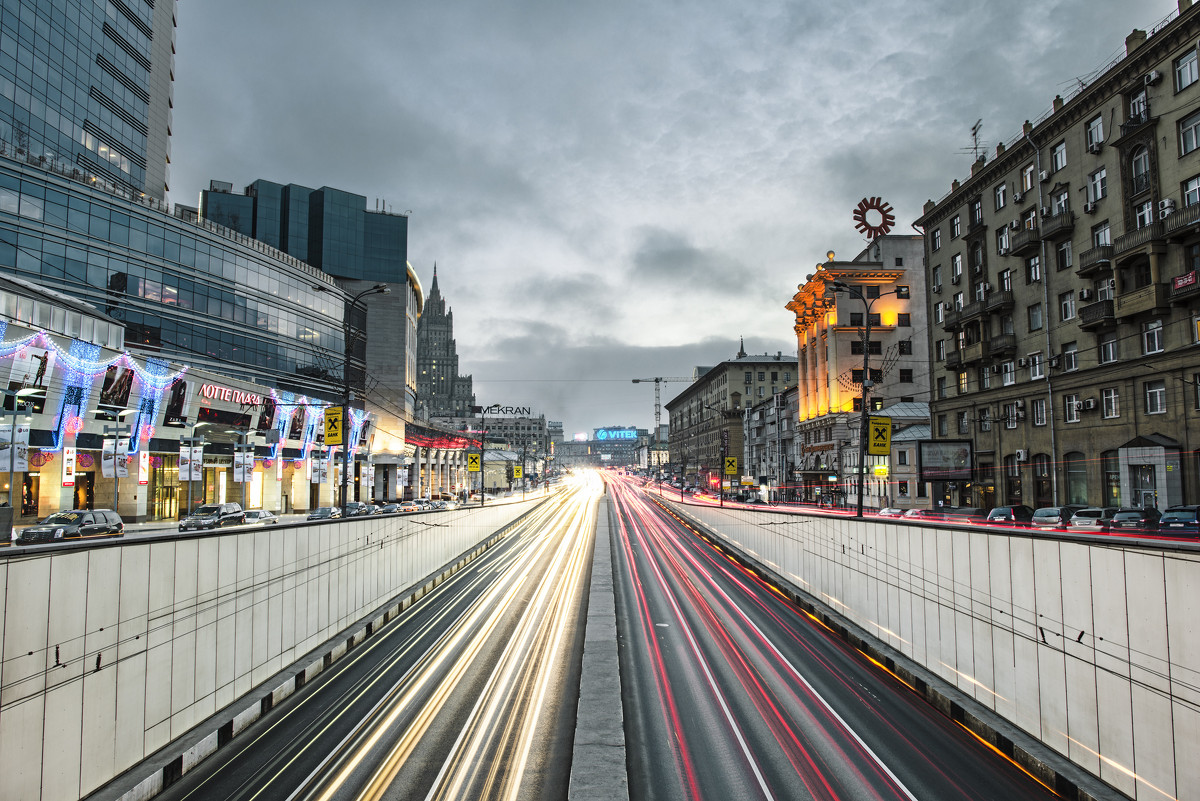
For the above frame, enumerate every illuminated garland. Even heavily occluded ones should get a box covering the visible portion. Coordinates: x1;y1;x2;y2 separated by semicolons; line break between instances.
348;407;369;458
127;357;171;453
50;339;101;451
270;389;296;459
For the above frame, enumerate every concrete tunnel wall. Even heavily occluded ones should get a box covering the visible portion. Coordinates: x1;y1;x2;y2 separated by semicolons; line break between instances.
0;498;544;801
663;499;1200;801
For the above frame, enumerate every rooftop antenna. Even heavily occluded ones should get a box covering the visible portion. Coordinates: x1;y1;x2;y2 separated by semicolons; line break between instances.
970;119;983;160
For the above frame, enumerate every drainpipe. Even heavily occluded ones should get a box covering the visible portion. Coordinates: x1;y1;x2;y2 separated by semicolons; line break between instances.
1025;126;1061;504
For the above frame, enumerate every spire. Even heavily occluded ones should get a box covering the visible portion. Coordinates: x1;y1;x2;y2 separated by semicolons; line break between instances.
430;262;440;294
737;336;746;359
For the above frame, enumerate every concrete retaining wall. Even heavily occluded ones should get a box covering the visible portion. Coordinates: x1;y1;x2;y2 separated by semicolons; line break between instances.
663;500;1200;801
0;500;543;801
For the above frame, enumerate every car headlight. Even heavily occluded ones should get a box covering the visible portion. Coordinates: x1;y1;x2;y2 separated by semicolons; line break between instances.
53;528;65;539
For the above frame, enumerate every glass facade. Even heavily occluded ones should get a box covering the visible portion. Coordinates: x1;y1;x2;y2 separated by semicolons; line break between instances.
0;0;174;199
0;157;350;397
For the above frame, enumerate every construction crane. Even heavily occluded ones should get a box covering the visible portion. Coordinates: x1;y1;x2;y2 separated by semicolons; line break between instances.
631;377;693;437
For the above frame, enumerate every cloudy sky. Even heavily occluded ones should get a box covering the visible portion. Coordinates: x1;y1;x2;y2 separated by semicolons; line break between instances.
170;0;1174;436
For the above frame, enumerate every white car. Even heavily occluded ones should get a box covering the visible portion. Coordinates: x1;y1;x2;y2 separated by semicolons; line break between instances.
243;509;279;526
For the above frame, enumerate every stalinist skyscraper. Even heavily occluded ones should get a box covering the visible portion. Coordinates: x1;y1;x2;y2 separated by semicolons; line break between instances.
415;265;476;417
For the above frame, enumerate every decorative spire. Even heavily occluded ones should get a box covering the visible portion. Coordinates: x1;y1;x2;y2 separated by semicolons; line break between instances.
737;336;746;359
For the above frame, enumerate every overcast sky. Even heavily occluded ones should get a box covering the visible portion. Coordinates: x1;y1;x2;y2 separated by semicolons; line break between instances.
170;0;1175;436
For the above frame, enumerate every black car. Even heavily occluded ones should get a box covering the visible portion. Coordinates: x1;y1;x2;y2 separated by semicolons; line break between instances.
342;501;370;517
1109;507;1162;533
15;509;124;544
1159;505;1200;536
379;503;400;514
985;505;1035;526
179;502;246;531
307;506;342;520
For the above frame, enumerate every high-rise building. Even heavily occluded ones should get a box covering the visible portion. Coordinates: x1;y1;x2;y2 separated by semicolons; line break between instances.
0;0;177;200
416;265;475;418
916;1;1200;510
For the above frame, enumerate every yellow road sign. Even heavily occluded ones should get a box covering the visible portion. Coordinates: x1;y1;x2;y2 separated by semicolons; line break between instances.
868;416;891;456
467;453;481;472
513;465;523;479
724;456;738;475
324;407;343;446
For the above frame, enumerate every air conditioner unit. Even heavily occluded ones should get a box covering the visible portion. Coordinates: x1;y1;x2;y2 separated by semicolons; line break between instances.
1145;69;1163;86
1013;190;1025;203
951;274;961;284
1010;219;1021;230
1159;198;1176;212
1083;398;1098;411
982;282;991;292
1087;141;1103;155
998;246;1009;256
1079;288;1094;301
1048;356;1061;368
1159;208;1174;220
932;284;942;294
1106;278;1116;291
1016;410;1026;421
1016;449;1029;461
1039;170;1050;183
1083;201;1097;214
1015;399;1025;410
992;364;1003;374
1017;357;1028;368
1040;206;1052;217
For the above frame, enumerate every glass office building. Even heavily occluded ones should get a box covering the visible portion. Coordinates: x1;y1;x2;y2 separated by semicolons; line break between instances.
0;0;176;200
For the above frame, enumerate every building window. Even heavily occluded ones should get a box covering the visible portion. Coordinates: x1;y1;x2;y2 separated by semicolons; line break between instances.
1178;48;1199;91
994;183;1007;210
896;312;911;327
931;265;942;291
979;365;991;390
1088;167;1107;202
951;215;961;238
971;199;983;225
899;368;913;383
936;340;946;361
1064;394;1081;423
758;371;765;381
954;291;964;311
936;376;947;399
1051;141;1067;172
957;411;969;434
1028;304;1043;332
998;269;1012;292
1131;147;1151;194
958;371;968;394
1145;379;1167;414
1062;342;1078;371
1135;200;1154;228
1025;255;1041;283
996;227;1010;253
1099;332;1117;364
1032;398;1047;426
1186;175;1200;207
937;414;947;436
951;253;963;281
1051;188;1069;216
898;340;913;355
1102;387;1119;418
979;407;992;431
1092;221;1111;247
1001;361;1015;386
1143;320;1164;354
1087;115;1104;149
1022;164;1035;192
849;312;864;326
897;450;908;466
865;286;880;299
1004;403;1018;429
1029;352;1044;379
1130;89;1148;122
1183;111;1200;156
1096;276;1115;300
932;229;942;251
1055;240;1072;272
1059;291;1076;321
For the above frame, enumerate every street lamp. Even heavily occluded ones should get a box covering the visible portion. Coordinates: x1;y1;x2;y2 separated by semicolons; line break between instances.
1;387;40;506
179;421;209;517
829;280;906;518
702;403;727;507
100;408;137;516
226;428;258;510
339;283;390;511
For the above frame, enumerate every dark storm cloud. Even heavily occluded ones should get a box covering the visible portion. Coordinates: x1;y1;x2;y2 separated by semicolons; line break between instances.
171;0;1178;432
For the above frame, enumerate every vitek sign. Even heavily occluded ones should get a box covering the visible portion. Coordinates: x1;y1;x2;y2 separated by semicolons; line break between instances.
595;428;637;441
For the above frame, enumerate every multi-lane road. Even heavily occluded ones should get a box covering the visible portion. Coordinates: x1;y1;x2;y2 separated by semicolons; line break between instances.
146;471;1061;800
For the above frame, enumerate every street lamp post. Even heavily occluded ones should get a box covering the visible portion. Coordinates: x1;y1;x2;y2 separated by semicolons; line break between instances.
228;429;257;510
179;421;209;517
102;408;137;516
703;404;726;507
829;280;905;518
1;388;39;506
339;283;390;511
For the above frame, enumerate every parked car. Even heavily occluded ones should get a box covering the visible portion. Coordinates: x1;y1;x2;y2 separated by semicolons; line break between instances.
398;501;420;512
379;503;400;514
1108;507;1161;533
242;509;279;526
342;501;370;517
363;504;381;515
1159;505;1200;536
307;506;341;520
985;505;1035;526
441;500;460;510
875;507;907;518
1067;506;1120;532
901;509;945;520
1030;505;1087;531
14;509;124;545
180;502;245;531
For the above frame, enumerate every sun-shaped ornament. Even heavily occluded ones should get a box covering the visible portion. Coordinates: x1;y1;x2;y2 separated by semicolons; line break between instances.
852;197;896;240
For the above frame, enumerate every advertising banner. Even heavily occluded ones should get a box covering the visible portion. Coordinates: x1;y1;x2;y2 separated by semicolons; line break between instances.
179;446;191;482
190;446;204;481
7;345;55;414
116;439;129;479
101;439;115;479
275;455;283;482
163;378;192;426
0;422;30;472
62;446;76;487
138;450;149;485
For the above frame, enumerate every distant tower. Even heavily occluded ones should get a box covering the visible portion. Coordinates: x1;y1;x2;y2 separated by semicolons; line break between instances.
416;264;476;417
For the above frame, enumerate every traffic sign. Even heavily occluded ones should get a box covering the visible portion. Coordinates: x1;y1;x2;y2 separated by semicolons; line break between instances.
467;453;481;472
868;416;891;456
324;407;343;446
513;465;523;479
724;456;738;475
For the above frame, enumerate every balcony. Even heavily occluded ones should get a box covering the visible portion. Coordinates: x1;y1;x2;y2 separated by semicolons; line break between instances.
945;350;963;370
1040;210;1075;240
943;307;962;331
1010;226;1041;256
1113;222;1164;263
959;299;986;323
1077;298;1114;329
1076;245;1113;277
1170;270;1200;304
1165;202;1200;239
1114;282;1169;319
961;340;990;364
989;333;1017;357
983;289;1015;313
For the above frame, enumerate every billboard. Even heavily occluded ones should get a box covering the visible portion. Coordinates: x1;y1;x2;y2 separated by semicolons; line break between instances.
918;440;973;482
